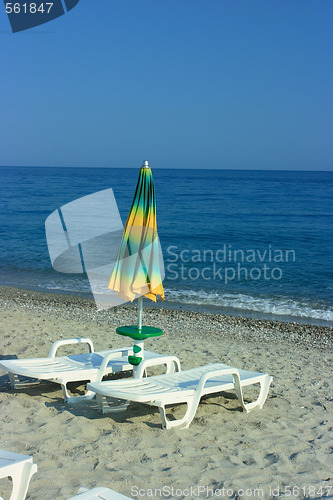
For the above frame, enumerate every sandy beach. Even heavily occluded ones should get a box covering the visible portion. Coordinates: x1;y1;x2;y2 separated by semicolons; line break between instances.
0;285;332;500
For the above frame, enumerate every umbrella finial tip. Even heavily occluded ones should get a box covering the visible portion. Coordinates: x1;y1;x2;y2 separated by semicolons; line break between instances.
142;160;150;169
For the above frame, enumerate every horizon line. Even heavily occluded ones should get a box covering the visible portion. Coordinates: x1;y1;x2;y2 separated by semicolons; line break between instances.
0;165;332;172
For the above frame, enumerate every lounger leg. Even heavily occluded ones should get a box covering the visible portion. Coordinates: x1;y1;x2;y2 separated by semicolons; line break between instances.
9;373;18;389
157;397;198;429
8;461;37;500
244;375;273;412
96;394;130;414
61;383;96;404
233;375;273;413
61;383;71;402
8;373;40;390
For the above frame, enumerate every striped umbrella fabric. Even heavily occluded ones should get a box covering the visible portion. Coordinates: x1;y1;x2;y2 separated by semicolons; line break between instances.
108;163;165;304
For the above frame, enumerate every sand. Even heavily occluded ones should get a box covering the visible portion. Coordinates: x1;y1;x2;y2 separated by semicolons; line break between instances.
0;286;332;500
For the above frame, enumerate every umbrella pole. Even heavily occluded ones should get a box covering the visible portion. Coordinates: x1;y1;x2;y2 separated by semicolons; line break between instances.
133;296;144;378
137;296;143;331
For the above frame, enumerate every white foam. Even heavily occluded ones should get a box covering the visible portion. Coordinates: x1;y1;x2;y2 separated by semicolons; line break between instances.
164;288;333;322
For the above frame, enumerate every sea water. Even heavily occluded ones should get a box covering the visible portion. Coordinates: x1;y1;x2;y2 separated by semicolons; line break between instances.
0;167;332;326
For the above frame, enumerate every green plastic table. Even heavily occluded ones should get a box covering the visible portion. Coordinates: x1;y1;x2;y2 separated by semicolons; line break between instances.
116;325;163;366
116;325;163;341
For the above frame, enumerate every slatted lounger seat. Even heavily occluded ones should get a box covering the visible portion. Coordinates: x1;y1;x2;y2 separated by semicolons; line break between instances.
88;363;273;429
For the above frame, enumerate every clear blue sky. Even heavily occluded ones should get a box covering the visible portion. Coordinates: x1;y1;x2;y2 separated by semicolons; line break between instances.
0;0;332;170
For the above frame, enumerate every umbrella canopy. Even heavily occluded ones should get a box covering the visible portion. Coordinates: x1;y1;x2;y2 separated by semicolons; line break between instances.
108;161;165;305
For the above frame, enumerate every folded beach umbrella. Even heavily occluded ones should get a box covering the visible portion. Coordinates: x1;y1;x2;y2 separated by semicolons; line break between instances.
108;161;165;369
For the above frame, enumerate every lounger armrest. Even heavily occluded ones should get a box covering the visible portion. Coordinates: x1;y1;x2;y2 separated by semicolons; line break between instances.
48;338;95;358
134;356;181;378
196;367;241;394
196;367;253;412
94;349;131;381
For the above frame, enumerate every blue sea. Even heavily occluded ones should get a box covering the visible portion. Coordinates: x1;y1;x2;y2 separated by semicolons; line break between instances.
0;167;332;326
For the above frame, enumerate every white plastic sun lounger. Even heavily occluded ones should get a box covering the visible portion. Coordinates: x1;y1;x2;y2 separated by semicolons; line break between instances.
88;362;273;429
0;338;180;403
0;449;133;500
68;487;133;500
0;449;37;500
